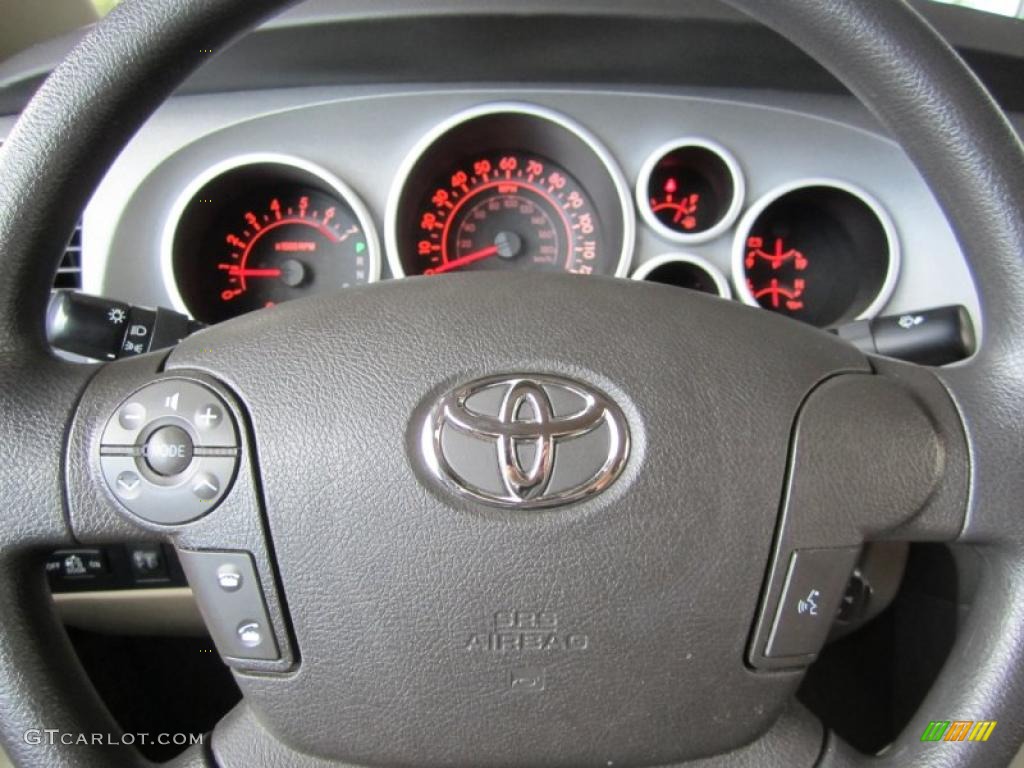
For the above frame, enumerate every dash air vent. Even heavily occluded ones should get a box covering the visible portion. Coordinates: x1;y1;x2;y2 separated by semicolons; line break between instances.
55;220;83;290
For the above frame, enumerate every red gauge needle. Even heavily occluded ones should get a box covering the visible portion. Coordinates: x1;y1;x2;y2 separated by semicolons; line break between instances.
423;232;523;275
424;245;499;275
218;264;283;278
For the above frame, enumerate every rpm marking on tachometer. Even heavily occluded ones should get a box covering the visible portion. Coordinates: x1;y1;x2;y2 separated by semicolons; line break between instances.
218;194;369;308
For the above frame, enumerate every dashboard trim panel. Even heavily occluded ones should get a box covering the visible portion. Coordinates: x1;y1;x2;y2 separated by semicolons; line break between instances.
71;87;982;338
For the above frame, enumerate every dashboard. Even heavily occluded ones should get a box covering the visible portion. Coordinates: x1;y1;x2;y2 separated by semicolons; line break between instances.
2;0;1024;356
34;86;982;338
0;0;1017;688
1;7;1024;766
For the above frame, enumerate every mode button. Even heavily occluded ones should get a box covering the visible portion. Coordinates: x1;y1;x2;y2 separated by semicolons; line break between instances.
143;425;194;477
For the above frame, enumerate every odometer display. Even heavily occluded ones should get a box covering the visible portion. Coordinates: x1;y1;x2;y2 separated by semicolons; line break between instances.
213;188;369;312
413;153;604;276
389;105;634;280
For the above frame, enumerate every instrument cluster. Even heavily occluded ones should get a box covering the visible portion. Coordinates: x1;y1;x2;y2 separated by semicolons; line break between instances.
166;102;899;330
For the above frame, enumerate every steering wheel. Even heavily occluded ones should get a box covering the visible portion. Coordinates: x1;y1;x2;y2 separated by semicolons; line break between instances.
2;0;1023;766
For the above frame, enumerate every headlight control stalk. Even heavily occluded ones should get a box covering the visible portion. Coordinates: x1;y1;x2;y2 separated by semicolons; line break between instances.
47;291;205;361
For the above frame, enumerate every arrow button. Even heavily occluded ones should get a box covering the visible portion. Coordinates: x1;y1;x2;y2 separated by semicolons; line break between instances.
192;472;220;501
115;471;142;499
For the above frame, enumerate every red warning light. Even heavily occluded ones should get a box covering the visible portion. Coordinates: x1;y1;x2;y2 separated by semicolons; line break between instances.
650;185;700;231
643;143;739;237
650;175;699;231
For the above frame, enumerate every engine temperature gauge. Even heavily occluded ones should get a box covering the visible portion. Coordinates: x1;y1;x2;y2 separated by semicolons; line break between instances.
743;237;808;311
733;180;899;328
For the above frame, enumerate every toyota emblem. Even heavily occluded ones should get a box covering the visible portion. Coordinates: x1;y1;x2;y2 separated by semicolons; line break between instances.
422;375;629;508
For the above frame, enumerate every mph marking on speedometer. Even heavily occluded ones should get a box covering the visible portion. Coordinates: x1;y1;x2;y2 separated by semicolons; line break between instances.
410;153;604;276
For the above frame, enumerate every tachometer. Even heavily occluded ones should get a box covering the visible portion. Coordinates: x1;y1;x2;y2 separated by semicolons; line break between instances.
166;156;379;324
388;104;634;278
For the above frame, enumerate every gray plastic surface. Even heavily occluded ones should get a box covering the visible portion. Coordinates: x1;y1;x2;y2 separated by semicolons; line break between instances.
212;698;827;768
764;547;860;660
177;549;280;663
82;88;982;337
160;272;868;766
67;360;297;677
98;378;239;524
749;370;969;670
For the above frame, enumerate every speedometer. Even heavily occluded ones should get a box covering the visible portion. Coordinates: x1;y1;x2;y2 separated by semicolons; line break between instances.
414;152;604;275
388;104;634;278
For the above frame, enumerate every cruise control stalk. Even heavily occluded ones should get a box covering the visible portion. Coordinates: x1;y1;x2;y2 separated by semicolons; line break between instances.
830;305;975;366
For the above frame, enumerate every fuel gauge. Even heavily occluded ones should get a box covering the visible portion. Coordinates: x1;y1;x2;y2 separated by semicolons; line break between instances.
637;139;745;244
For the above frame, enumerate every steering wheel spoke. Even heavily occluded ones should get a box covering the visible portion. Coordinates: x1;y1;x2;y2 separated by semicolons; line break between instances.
65;351;297;674
749;357;970;671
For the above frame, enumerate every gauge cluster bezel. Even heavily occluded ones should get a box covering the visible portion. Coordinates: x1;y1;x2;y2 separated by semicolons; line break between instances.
635;137;747;245
84;89;971;337
157;112;904;330
730;178;901;326
384;102;636;279
160;153;381;322
632;253;733;299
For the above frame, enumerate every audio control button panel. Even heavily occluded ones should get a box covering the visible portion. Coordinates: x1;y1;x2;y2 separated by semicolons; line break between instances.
99;379;239;525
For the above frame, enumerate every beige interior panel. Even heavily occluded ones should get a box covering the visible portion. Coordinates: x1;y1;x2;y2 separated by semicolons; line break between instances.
53;588;205;636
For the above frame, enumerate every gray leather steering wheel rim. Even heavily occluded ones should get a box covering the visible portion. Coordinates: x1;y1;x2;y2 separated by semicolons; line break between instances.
0;0;1022;766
